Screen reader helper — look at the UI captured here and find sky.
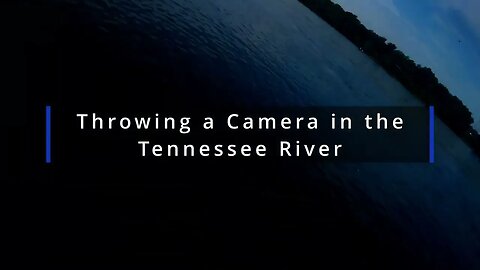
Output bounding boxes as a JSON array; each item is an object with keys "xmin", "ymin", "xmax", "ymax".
[{"xmin": 332, "ymin": 0, "xmax": 480, "ymax": 129}]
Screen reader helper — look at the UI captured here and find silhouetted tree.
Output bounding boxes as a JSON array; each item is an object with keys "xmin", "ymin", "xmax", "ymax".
[{"xmin": 299, "ymin": 0, "xmax": 479, "ymax": 156}]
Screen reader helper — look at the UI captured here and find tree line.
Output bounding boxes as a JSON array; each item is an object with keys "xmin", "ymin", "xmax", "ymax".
[{"xmin": 299, "ymin": 0, "xmax": 480, "ymax": 157}]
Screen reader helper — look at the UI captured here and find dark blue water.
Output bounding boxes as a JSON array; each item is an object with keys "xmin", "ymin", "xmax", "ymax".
[{"xmin": 16, "ymin": 0, "xmax": 480, "ymax": 267}]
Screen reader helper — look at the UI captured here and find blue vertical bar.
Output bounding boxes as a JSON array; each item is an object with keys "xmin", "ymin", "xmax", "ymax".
[
  {"xmin": 46, "ymin": 105, "xmax": 51, "ymax": 164},
  {"xmin": 429, "ymin": 106, "xmax": 434, "ymax": 164}
]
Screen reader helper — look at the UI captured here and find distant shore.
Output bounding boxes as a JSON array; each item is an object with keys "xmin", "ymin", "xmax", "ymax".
[{"xmin": 299, "ymin": 0, "xmax": 480, "ymax": 157}]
